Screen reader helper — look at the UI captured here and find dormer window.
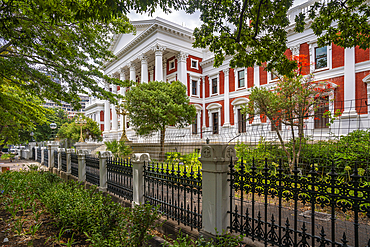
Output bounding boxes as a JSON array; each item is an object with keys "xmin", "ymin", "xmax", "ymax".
[{"xmin": 191, "ymin": 59, "xmax": 198, "ymax": 69}]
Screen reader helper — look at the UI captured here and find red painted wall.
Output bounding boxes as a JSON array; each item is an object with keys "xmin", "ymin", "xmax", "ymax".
[
  {"xmin": 300, "ymin": 43, "xmax": 310, "ymax": 75},
  {"xmin": 117, "ymin": 86, "xmax": 120, "ymax": 91},
  {"xmin": 219, "ymin": 71, "xmax": 224, "ymax": 94},
  {"xmin": 355, "ymin": 71, "xmax": 370, "ymax": 114},
  {"xmin": 205, "ymin": 76, "xmax": 209, "ymax": 98},
  {"xmin": 284, "ymin": 48, "xmax": 292, "ymax": 58},
  {"xmin": 247, "ymin": 67, "xmax": 254, "ymax": 88},
  {"xmin": 100, "ymin": 111, "xmax": 104, "ymax": 121},
  {"xmin": 187, "ymin": 55, "xmax": 203, "ymax": 74},
  {"xmin": 259, "ymin": 67, "xmax": 267, "ymax": 85},
  {"xmin": 200, "ymin": 77, "xmax": 203, "ymax": 98},
  {"xmin": 229, "ymin": 68, "xmax": 235, "ymax": 92},
  {"xmin": 187, "ymin": 73, "xmax": 190, "ymax": 96},
  {"xmin": 332, "ymin": 43, "xmax": 344, "ymax": 68},
  {"xmin": 329, "ymin": 76, "xmax": 345, "ymax": 113},
  {"xmin": 204, "ymin": 100, "xmax": 224, "ymax": 127},
  {"xmin": 167, "ymin": 56, "xmax": 177, "ymax": 75},
  {"xmin": 100, "ymin": 124, "xmax": 104, "ymax": 132},
  {"xmin": 110, "ymin": 109, "xmax": 112, "ymax": 120},
  {"xmin": 355, "ymin": 46, "xmax": 370, "ymax": 64}
]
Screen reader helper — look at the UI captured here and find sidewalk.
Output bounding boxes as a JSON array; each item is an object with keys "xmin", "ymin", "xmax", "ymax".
[{"xmin": 0, "ymin": 159, "xmax": 41, "ymax": 172}]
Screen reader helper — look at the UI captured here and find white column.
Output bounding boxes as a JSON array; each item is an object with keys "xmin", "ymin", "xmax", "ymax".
[
  {"xmin": 140, "ymin": 55, "xmax": 148, "ymax": 83},
  {"xmin": 152, "ymin": 44, "xmax": 166, "ymax": 81},
  {"xmin": 177, "ymin": 51, "xmax": 188, "ymax": 85},
  {"xmin": 163, "ymin": 60, "xmax": 167, "ymax": 82},
  {"xmin": 119, "ymin": 69, "xmax": 126, "ymax": 131},
  {"xmin": 343, "ymin": 47, "xmax": 357, "ymax": 116},
  {"xmin": 202, "ymin": 76, "xmax": 206, "ymax": 131},
  {"xmin": 129, "ymin": 62, "xmax": 136, "ymax": 82},
  {"xmin": 199, "ymin": 145, "xmax": 236, "ymax": 237},
  {"xmin": 149, "ymin": 67, "xmax": 154, "ymax": 82},
  {"xmin": 104, "ymin": 83, "xmax": 110, "ymax": 132},
  {"xmin": 111, "ymin": 84, "xmax": 118, "ymax": 131},
  {"xmin": 223, "ymin": 68, "xmax": 230, "ymax": 128},
  {"xmin": 253, "ymin": 65, "xmax": 262, "ymax": 125}
]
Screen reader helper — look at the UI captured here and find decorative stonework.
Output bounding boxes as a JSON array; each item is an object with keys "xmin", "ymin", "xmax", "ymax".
[
  {"xmin": 290, "ymin": 45, "xmax": 300, "ymax": 56},
  {"xmin": 152, "ymin": 44, "xmax": 166, "ymax": 55},
  {"xmin": 139, "ymin": 54, "xmax": 148, "ymax": 64},
  {"xmin": 223, "ymin": 68, "xmax": 230, "ymax": 76},
  {"xmin": 225, "ymin": 146, "xmax": 236, "ymax": 159},
  {"xmin": 128, "ymin": 62, "xmax": 136, "ymax": 71},
  {"xmin": 99, "ymin": 151, "xmax": 112, "ymax": 158},
  {"xmin": 57, "ymin": 148, "xmax": 65, "ymax": 153},
  {"xmin": 77, "ymin": 149, "xmax": 90, "ymax": 156},
  {"xmin": 176, "ymin": 51, "xmax": 188, "ymax": 62},
  {"xmin": 202, "ymin": 147, "xmax": 212, "ymax": 158},
  {"xmin": 131, "ymin": 153, "xmax": 150, "ymax": 162},
  {"xmin": 66, "ymin": 149, "xmax": 75, "ymax": 154}
]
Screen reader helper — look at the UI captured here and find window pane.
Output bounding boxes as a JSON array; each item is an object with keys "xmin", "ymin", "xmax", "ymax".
[
  {"xmin": 192, "ymin": 80, "xmax": 197, "ymax": 95},
  {"xmin": 192, "ymin": 60, "xmax": 197, "ymax": 68},
  {"xmin": 315, "ymin": 46, "xmax": 327, "ymax": 69},
  {"xmin": 238, "ymin": 109, "xmax": 246, "ymax": 133},
  {"xmin": 314, "ymin": 96, "xmax": 329, "ymax": 129},
  {"xmin": 192, "ymin": 114, "xmax": 197, "ymax": 134},
  {"xmin": 238, "ymin": 70, "xmax": 245, "ymax": 88},
  {"xmin": 213, "ymin": 112, "xmax": 218, "ymax": 134},
  {"xmin": 212, "ymin": 78, "xmax": 217, "ymax": 94}
]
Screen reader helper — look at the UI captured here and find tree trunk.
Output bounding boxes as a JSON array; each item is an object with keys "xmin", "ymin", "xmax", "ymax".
[{"xmin": 160, "ymin": 128, "xmax": 166, "ymax": 162}]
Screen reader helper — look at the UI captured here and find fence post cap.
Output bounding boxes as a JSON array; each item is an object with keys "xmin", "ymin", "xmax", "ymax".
[
  {"xmin": 131, "ymin": 153, "xmax": 150, "ymax": 162},
  {"xmin": 66, "ymin": 148, "xmax": 75, "ymax": 154},
  {"xmin": 77, "ymin": 149, "xmax": 90, "ymax": 156},
  {"xmin": 199, "ymin": 144, "xmax": 236, "ymax": 162},
  {"xmin": 99, "ymin": 151, "xmax": 112, "ymax": 158},
  {"xmin": 57, "ymin": 148, "xmax": 65, "ymax": 153}
]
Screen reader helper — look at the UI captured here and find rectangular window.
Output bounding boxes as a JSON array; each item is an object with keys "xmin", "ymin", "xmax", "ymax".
[
  {"xmin": 238, "ymin": 70, "xmax": 245, "ymax": 88},
  {"xmin": 212, "ymin": 112, "xmax": 219, "ymax": 134},
  {"xmin": 192, "ymin": 114, "xmax": 198, "ymax": 134},
  {"xmin": 212, "ymin": 78, "xmax": 218, "ymax": 94},
  {"xmin": 238, "ymin": 109, "xmax": 246, "ymax": 133},
  {"xmin": 191, "ymin": 59, "xmax": 198, "ymax": 69},
  {"xmin": 192, "ymin": 80, "xmax": 197, "ymax": 95},
  {"xmin": 170, "ymin": 61, "xmax": 175, "ymax": 70},
  {"xmin": 271, "ymin": 71, "xmax": 278, "ymax": 80},
  {"xmin": 315, "ymin": 46, "xmax": 328, "ymax": 69},
  {"xmin": 314, "ymin": 96, "xmax": 329, "ymax": 129}
]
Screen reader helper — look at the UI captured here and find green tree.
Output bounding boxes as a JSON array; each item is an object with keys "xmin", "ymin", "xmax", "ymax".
[
  {"xmin": 58, "ymin": 115, "xmax": 102, "ymax": 148},
  {"xmin": 124, "ymin": 81, "xmax": 196, "ymax": 160},
  {"xmin": 104, "ymin": 140, "xmax": 133, "ymax": 158},
  {"xmin": 242, "ymin": 59, "xmax": 339, "ymax": 169},
  {"xmin": 187, "ymin": 0, "xmax": 370, "ymax": 76},
  {"xmin": 0, "ymin": 0, "xmax": 183, "ymax": 108},
  {"xmin": 0, "ymin": 81, "xmax": 49, "ymax": 149}
]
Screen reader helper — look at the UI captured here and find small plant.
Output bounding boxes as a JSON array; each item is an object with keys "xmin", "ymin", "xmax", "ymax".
[
  {"xmin": 27, "ymin": 164, "xmax": 39, "ymax": 171},
  {"xmin": 61, "ymin": 233, "xmax": 78, "ymax": 246},
  {"xmin": 13, "ymin": 218, "xmax": 26, "ymax": 235}
]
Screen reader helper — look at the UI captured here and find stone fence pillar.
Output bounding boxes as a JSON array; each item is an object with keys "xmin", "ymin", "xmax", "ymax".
[
  {"xmin": 98, "ymin": 151, "xmax": 112, "ymax": 192},
  {"xmin": 57, "ymin": 148, "xmax": 65, "ymax": 171},
  {"xmin": 66, "ymin": 149, "xmax": 74, "ymax": 175},
  {"xmin": 131, "ymin": 153, "xmax": 150, "ymax": 206},
  {"xmin": 48, "ymin": 141, "xmax": 59, "ymax": 172},
  {"xmin": 41, "ymin": 147, "xmax": 47, "ymax": 166},
  {"xmin": 199, "ymin": 144, "xmax": 236, "ymax": 237},
  {"xmin": 77, "ymin": 149, "xmax": 89, "ymax": 182}
]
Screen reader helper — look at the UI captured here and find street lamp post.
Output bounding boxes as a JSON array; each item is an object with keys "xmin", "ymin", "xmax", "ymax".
[
  {"xmin": 50, "ymin": 123, "xmax": 57, "ymax": 140},
  {"xmin": 75, "ymin": 116, "xmax": 87, "ymax": 142}
]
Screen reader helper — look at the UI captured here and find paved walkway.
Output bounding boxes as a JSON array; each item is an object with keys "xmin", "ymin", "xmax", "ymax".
[{"xmin": 0, "ymin": 159, "xmax": 42, "ymax": 172}]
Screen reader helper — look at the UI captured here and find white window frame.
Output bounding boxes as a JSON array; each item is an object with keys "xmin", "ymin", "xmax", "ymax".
[
  {"xmin": 190, "ymin": 58, "xmax": 199, "ymax": 69},
  {"xmin": 236, "ymin": 69, "xmax": 247, "ymax": 90},
  {"xmin": 167, "ymin": 73, "xmax": 177, "ymax": 83},
  {"xmin": 267, "ymin": 70, "xmax": 279, "ymax": 84},
  {"xmin": 231, "ymin": 98, "xmax": 249, "ymax": 132},
  {"xmin": 209, "ymin": 74, "xmax": 219, "ymax": 96},
  {"xmin": 191, "ymin": 104, "xmax": 203, "ymax": 135},
  {"xmin": 190, "ymin": 76, "xmax": 200, "ymax": 97},
  {"xmin": 206, "ymin": 103, "xmax": 222, "ymax": 135},
  {"xmin": 168, "ymin": 58, "xmax": 175, "ymax": 70},
  {"xmin": 309, "ymin": 42, "xmax": 332, "ymax": 73}
]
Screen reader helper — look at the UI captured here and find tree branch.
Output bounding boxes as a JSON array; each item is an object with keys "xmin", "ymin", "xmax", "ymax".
[{"xmin": 236, "ymin": 0, "xmax": 249, "ymax": 42}]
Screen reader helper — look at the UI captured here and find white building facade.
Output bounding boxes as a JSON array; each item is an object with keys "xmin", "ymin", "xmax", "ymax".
[{"xmin": 85, "ymin": 2, "xmax": 370, "ymax": 143}]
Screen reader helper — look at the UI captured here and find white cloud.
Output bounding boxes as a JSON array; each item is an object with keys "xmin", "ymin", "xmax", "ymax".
[{"xmin": 127, "ymin": 9, "xmax": 202, "ymax": 30}]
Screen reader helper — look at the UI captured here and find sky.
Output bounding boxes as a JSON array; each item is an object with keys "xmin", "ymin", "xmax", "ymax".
[{"xmin": 127, "ymin": 0, "xmax": 307, "ymax": 30}]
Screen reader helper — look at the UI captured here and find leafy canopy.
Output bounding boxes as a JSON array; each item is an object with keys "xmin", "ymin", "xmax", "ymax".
[
  {"xmin": 187, "ymin": 0, "xmax": 370, "ymax": 76},
  {"xmin": 124, "ymin": 81, "xmax": 197, "ymax": 135},
  {"xmin": 0, "ymin": 0, "xmax": 183, "ymax": 107}
]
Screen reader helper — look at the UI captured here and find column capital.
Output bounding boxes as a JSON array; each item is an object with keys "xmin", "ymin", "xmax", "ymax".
[
  {"xmin": 77, "ymin": 149, "xmax": 90, "ymax": 156},
  {"xmin": 139, "ymin": 54, "xmax": 148, "ymax": 64},
  {"xmin": 99, "ymin": 151, "xmax": 112, "ymax": 159},
  {"xmin": 223, "ymin": 68, "xmax": 230, "ymax": 77},
  {"xmin": 289, "ymin": 44, "xmax": 300, "ymax": 56},
  {"xmin": 66, "ymin": 148, "xmax": 75, "ymax": 154},
  {"xmin": 128, "ymin": 61, "xmax": 136, "ymax": 71},
  {"xmin": 176, "ymin": 51, "xmax": 188, "ymax": 62},
  {"xmin": 152, "ymin": 44, "xmax": 166, "ymax": 55}
]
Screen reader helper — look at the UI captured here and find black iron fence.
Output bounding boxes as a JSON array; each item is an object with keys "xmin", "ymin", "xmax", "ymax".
[
  {"xmin": 144, "ymin": 161, "xmax": 202, "ymax": 231},
  {"xmin": 71, "ymin": 153, "xmax": 78, "ymax": 177},
  {"xmin": 54, "ymin": 151, "xmax": 58, "ymax": 168},
  {"xmin": 61, "ymin": 152, "xmax": 67, "ymax": 172},
  {"xmin": 37, "ymin": 148, "xmax": 41, "ymax": 163},
  {"xmin": 228, "ymin": 158, "xmax": 370, "ymax": 247},
  {"xmin": 107, "ymin": 157, "xmax": 133, "ymax": 201},
  {"xmin": 44, "ymin": 149, "xmax": 48, "ymax": 167},
  {"xmin": 86, "ymin": 155, "xmax": 100, "ymax": 186}
]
